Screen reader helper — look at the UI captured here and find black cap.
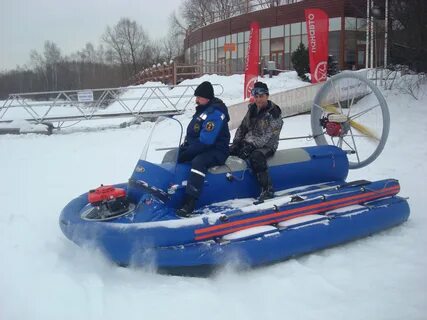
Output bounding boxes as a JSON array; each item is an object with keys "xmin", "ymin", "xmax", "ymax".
[
  {"xmin": 194, "ymin": 81, "xmax": 214, "ymax": 100},
  {"xmin": 254, "ymin": 81, "xmax": 268, "ymax": 94},
  {"xmin": 253, "ymin": 81, "xmax": 269, "ymax": 94}
]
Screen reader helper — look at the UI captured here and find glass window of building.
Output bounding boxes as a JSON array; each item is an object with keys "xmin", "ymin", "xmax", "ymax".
[
  {"xmin": 185, "ymin": 48, "xmax": 190, "ymax": 63},
  {"xmin": 238, "ymin": 43, "xmax": 244, "ymax": 58},
  {"xmin": 271, "ymin": 25, "xmax": 284, "ymax": 38},
  {"xmin": 290, "ymin": 35, "xmax": 301, "ymax": 53},
  {"xmin": 357, "ymin": 18, "xmax": 367, "ymax": 31},
  {"xmin": 238, "ymin": 32, "xmax": 244, "ymax": 43},
  {"xmin": 284, "ymin": 53, "xmax": 291, "ymax": 70},
  {"xmin": 284, "ymin": 36, "xmax": 290, "ymax": 53},
  {"xmin": 285, "ymin": 24, "xmax": 290, "ymax": 36},
  {"xmin": 217, "ymin": 47, "xmax": 225, "ymax": 59},
  {"xmin": 344, "ymin": 32, "xmax": 357, "ymax": 68},
  {"xmin": 301, "ymin": 35, "xmax": 308, "ymax": 48},
  {"xmin": 270, "ymin": 38, "xmax": 284, "ymax": 51},
  {"xmin": 301, "ymin": 21, "xmax": 307, "ymax": 34},
  {"xmin": 328, "ymin": 31, "xmax": 340, "ymax": 62},
  {"xmin": 261, "ymin": 27, "xmax": 270, "ymax": 40},
  {"xmin": 212, "ymin": 48, "xmax": 216, "ymax": 62},
  {"xmin": 231, "ymin": 33, "xmax": 237, "ymax": 43},
  {"xmin": 210, "ymin": 39, "xmax": 215, "ymax": 48},
  {"xmin": 345, "ymin": 17, "xmax": 357, "ymax": 31},
  {"xmin": 261, "ymin": 39, "xmax": 270, "ymax": 56},
  {"xmin": 329, "ymin": 17, "xmax": 341, "ymax": 31},
  {"xmin": 291, "ymin": 22, "xmax": 301, "ymax": 35},
  {"xmin": 190, "ymin": 47, "xmax": 195, "ymax": 64},
  {"xmin": 198, "ymin": 52, "xmax": 202, "ymax": 64},
  {"xmin": 244, "ymin": 31, "xmax": 250, "ymax": 42},
  {"xmin": 218, "ymin": 36, "xmax": 225, "ymax": 47}
]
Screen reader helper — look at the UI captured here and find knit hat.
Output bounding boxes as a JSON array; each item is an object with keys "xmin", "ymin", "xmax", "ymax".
[
  {"xmin": 194, "ymin": 81, "xmax": 214, "ymax": 100},
  {"xmin": 251, "ymin": 81, "xmax": 269, "ymax": 96}
]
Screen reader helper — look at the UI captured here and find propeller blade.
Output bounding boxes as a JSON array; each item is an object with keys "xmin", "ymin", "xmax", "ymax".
[
  {"xmin": 349, "ymin": 120, "xmax": 380, "ymax": 141},
  {"xmin": 322, "ymin": 104, "xmax": 339, "ymax": 113}
]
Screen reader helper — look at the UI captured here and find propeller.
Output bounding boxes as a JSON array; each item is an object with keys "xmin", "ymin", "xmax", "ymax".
[{"xmin": 322, "ymin": 104, "xmax": 379, "ymax": 141}]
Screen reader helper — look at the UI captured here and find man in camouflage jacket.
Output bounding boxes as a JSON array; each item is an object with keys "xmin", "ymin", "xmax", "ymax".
[{"xmin": 230, "ymin": 81, "xmax": 283, "ymax": 201}]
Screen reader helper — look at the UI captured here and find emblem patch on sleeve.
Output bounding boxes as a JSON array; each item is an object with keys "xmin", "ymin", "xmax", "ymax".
[
  {"xmin": 194, "ymin": 123, "xmax": 201, "ymax": 132},
  {"xmin": 205, "ymin": 121, "xmax": 215, "ymax": 131}
]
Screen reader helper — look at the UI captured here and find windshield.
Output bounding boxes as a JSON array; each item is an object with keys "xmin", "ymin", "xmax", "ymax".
[{"xmin": 140, "ymin": 116, "xmax": 184, "ymax": 166}]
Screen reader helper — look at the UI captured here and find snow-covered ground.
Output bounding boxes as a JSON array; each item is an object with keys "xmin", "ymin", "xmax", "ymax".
[{"xmin": 0, "ymin": 72, "xmax": 426, "ymax": 320}]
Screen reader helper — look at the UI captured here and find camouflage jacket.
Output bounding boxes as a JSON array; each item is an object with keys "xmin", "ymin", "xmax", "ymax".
[{"xmin": 232, "ymin": 100, "xmax": 283, "ymax": 152}]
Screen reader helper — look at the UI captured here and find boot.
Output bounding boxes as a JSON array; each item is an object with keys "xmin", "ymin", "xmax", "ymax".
[
  {"xmin": 256, "ymin": 171, "xmax": 274, "ymax": 201},
  {"xmin": 176, "ymin": 195, "xmax": 197, "ymax": 218}
]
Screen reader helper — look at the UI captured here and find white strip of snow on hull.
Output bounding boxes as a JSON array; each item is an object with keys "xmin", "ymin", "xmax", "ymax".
[
  {"xmin": 325, "ymin": 204, "xmax": 366, "ymax": 214},
  {"xmin": 222, "ymin": 225, "xmax": 278, "ymax": 241},
  {"xmin": 278, "ymin": 214, "xmax": 327, "ymax": 228}
]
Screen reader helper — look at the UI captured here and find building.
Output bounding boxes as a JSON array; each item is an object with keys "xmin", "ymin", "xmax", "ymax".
[{"xmin": 184, "ymin": 0, "xmax": 385, "ymax": 74}]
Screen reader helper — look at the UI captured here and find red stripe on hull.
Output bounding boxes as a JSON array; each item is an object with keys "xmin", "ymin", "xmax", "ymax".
[{"xmin": 194, "ymin": 185, "xmax": 399, "ymax": 241}]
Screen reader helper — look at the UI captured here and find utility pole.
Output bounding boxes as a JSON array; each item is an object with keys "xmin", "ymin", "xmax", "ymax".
[
  {"xmin": 384, "ymin": 0, "xmax": 388, "ymax": 69},
  {"xmin": 370, "ymin": 0, "xmax": 374, "ymax": 69},
  {"xmin": 366, "ymin": 0, "xmax": 370, "ymax": 69}
]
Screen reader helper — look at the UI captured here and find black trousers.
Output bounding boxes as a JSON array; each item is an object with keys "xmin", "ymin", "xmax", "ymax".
[
  {"xmin": 248, "ymin": 148, "xmax": 274, "ymax": 174},
  {"xmin": 185, "ymin": 149, "xmax": 227, "ymax": 199}
]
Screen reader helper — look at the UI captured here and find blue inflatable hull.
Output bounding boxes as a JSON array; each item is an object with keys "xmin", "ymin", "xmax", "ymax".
[{"xmin": 59, "ymin": 146, "xmax": 410, "ymax": 274}]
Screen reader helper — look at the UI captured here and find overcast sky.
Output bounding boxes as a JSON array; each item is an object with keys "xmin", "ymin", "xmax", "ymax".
[{"xmin": 0, "ymin": 0, "xmax": 183, "ymax": 71}]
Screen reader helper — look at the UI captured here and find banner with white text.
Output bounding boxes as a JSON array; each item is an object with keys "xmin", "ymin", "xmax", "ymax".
[
  {"xmin": 305, "ymin": 9, "xmax": 329, "ymax": 83},
  {"xmin": 244, "ymin": 22, "xmax": 260, "ymax": 99}
]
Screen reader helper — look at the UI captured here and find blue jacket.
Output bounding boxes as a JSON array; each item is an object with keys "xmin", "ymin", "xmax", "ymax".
[{"xmin": 178, "ymin": 98, "xmax": 230, "ymax": 163}]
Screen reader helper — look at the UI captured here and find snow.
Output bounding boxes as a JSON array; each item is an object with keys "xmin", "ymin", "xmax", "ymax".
[
  {"xmin": 1, "ymin": 72, "xmax": 426, "ymax": 320},
  {"xmin": 222, "ymin": 225, "xmax": 278, "ymax": 241},
  {"xmin": 278, "ymin": 214, "xmax": 327, "ymax": 228}
]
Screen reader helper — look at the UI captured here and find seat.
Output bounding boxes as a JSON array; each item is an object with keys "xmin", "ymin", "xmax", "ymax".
[{"xmin": 208, "ymin": 148, "xmax": 311, "ymax": 174}]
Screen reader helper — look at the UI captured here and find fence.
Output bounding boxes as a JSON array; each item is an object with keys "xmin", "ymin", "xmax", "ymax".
[
  {"xmin": 0, "ymin": 83, "xmax": 223, "ymax": 132},
  {"xmin": 368, "ymin": 66, "xmax": 426, "ymax": 99},
  {"xmin": 131, "ymin": 61, "xmax": 236, "ymax": 86}
]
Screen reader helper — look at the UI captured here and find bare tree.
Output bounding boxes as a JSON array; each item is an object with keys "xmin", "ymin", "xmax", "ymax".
[
  {"xmin": 162, "ymin": 12, "xmax": 186, "ymax": 62},
  {"xmin": 150, "ymin": 40, "xmax": 164, "ymax": 64},
  {"xmin": 181, "ymin": 0, "xmax": 249, "ymax": 31},
  {"xmin": 251, "ymin": 0, "xmax": 297, "ymax": 10},
  {"xmin": 30, "ymin": 49, "xmax": 48, "ymax": 89},
  {"xmin": 389, "ymin": 0, "xmax": 427, "ymax": 72},
  {"xmin": 181, "ymin": 0, "xmax": 215, "ymax": 29},
  {"xmin": 169, "ymin": 11, "xmax": 188, "ymax": 38},
  {"xmin": 215, "ymin": 0, "xmax": 247, "ymax": 20},
  {"xmin": 162, "ymin": 34, "xmax": 185, "ymax": 62},
  {"xmin": 43, "ymin": 41, "xmax": 62, "ymax": 90},
  {"xmin": 29, "ymin": 41, "xmax": 62, "ymax": 90},
  {"xmin": 103, "ymin": 18, "xmax": 150, "ymax": 78}
]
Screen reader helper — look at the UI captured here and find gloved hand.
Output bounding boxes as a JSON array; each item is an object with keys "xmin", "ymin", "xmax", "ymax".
[
  {"xmin": 179, "ymin": 141, "xmax": 188, "ymax": 152},
  {"xmin": 229, "ymin": 143, "xmax": 239, "ymax": 156},
  {"xmin": 239, "ymin": 142, "xmax": 255, "ymax": 159}
]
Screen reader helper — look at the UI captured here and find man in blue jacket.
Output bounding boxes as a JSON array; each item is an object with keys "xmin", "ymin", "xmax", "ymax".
[{"xmin": 177, "ymin": 81, "xmax": 230, "ymax": 217}]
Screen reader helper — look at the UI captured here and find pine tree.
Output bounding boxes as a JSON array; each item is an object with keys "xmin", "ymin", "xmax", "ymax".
[{"xmin": 291, "ymin": 43, "xmax": 309, "ymax": 81}]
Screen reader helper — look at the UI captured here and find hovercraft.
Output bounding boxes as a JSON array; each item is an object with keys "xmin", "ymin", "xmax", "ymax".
[{"xmin": 59, "ymin": 72, "xmax": 410, "ymax": 274}]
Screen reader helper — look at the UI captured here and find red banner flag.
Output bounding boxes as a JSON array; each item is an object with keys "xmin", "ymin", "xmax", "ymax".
[
  {"xmin": 305, "ymin": 9, "xmax": 329, "ymax": 83},
  {"xmin": 244, "ymin": 22, "xmax": 260, "ymax": 99}
]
